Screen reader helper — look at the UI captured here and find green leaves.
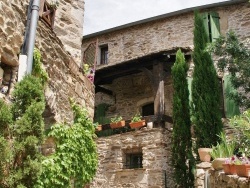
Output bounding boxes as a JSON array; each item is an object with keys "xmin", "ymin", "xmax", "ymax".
[
  {"xmin": 192, "ymin": 11, "xmax": 223, "ymax": 149},
  {"xmin": 37, "ymin": 101, "xmax": 98, "ymax": 187},
  {"xmin": 171, "ymin": 49, "xmax": 195, "ymax": 187}
]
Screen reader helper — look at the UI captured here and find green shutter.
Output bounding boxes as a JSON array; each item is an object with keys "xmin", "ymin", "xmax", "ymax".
[
  {"xmin": 187, "ymin": 77, "xmax": 193, "ymax": 104},
  {"xmin": 210, "ymin": 12, "xmax": 220, "ymax": 42},
  {"xmin": 223, "ymin": 75, "xmax": 240, "ymax": 118},
  {"xmin": 202, "ymin": 13, "xmax": 209, "ymax": 40}
]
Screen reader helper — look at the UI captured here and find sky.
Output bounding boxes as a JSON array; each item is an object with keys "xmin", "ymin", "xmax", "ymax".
[{"xmin": 83, "ymin": 0, "xmax": 228, "ymax": 36}]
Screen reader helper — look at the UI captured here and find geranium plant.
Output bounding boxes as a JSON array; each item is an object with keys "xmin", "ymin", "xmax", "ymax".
[
  {"xmin": 110, "ymin": 116, "xmax": 123, "ymax": 123},
  {"xmin": 131, "ymin": 113, "xmax": 142, "ymax": 123}
]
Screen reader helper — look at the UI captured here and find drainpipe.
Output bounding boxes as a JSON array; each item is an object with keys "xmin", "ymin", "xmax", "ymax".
[{"xmin": 26, "ymin": 0, "xmax": 40, "ymax": 74}]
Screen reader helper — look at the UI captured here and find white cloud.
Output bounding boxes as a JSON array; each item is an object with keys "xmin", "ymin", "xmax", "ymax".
[{"xmin": 83, "ymin": 0, "xmax": 227, "ymax": 35}]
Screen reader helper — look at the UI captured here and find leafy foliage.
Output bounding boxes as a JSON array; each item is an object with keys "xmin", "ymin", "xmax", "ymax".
[
  {"xmin": 0, "ymin": 75, "xmax": 45, "ymax": 188},
  {"xmin": 0, "ymin": 49, "xmax": 46, "ymax": 188},
  {"xmin": 192, "ymin": 11, "xmax": 223, "ymax": 151},
  {"xmin": 33, "ymin": 48, "xmax": 48, "ymax": 86},
  {"xmin": 131, "ymin": 113, "xmax": 142, "ymax": 123},
  {"xmin": 210, "ymin": 132, "xmax": 235, "ymax": 159},
  {"xmin": 230, "ymin": 110, "xmax": 250, "ymax": 157},
  {"xmin": 171, "ymin": 49, "xmax": 195, "ymax": 187},
  {"xmin": 0, "ymin": 100, "xmax": 12, "ymax": 135},
  {"xmin": 208, "ymin": 31, "xmax": 250, "ymax": 110},
  {"xmin": 110, "ymin": 115, "xmax": 123, "ymax": 123},
  {"xmin": 36, "ymin": 99, "xmax": 98, "ymax": 188}
]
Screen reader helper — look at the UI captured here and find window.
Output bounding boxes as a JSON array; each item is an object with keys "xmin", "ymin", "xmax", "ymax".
[
  {"xmin": 142, "ymin": 103, "xmax": 154, "ymax": 116},
  {"xmin": 39, "ymin": 0, "xmax": 57, "ymax": 29},
  {"xmin": 203, "ymin": 12, "xmax": 220, "ymax": 42},
  {"xmin": 100, "ymin": 46, "xmax": 108, "ymax": 65},
  {"xmin": 123, "ymin": 148, "xmax": 143, "ymax": 169}
]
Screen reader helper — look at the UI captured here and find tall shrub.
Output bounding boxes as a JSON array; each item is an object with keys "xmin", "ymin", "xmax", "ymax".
[
  {"xmin": 0, "ymin": 75, "xmax": 45, "ymax": 188},
  {"xmin": 171, "ymin": 49, "xmax": 195, "ymax": 187},
  {"xmin": 192, "ymin": 11, "xmax": 223, "ymax": 150},
  {"xmin": 0, "ymin": 49, "xmax": 46, "ymax": 188}
]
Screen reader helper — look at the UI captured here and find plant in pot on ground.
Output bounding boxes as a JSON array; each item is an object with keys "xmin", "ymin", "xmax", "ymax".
[
  {"xmin": 210, "ymin": 132, "xmax": 236, "ymax": 170},
  {"xmin": 129, "ymin": 113, "xmax": 145, "ymax": 129},
  {"xmin": 110, "ymin": 115, "xmax": 125, "ymax": 129}
]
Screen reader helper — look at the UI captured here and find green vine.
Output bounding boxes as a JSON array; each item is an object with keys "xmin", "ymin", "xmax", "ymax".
[
  {"xmin": 36, "ymin": 99, "xmax": 98, "ymax": 188},
  {"xmin": 33, "ymin": 48, "xmax": 48, "ymax": 86}
]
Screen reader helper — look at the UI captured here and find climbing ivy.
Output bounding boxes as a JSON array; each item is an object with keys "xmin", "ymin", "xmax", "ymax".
[
  {"xmin": 36, "ymin": 99, "xmax": 98, "ymax": 188},
  {"xmin": 33, "ymin": 48, "xmax": 48, "ymax": 86}
]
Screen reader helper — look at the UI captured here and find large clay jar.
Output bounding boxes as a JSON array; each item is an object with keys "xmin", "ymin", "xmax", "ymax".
[
  {"xmin": 198, "ymin": 148, "xmax": 212, "ymax": 162},
  {"xmin": 212, "ymin": 158, "xmax": 227, "ymax": 170}
]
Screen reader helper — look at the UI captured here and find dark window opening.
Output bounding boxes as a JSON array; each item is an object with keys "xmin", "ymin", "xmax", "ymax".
[
  {"xmin": 142, "ymin": 103, "xmax": 154, "ymax": 116},
  {"xmin": 0, "ymin": 63, "xmax": 14, "ymax": 95},
  {"xmin": 125, "ymin": 153, "xmax": 143, "ymax": 169},
  {"xmin": 100, "ymin": 46, "xmax": 108, "ymax": 65},
  {"xmin": 123, "ymin": 148, "xmax": 143, "ymax": 169}
]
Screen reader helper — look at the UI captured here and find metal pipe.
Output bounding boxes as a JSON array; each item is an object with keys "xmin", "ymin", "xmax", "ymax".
[{"xmin": 26, "ymin": 0, "xmax": 40, "ymax": 74}]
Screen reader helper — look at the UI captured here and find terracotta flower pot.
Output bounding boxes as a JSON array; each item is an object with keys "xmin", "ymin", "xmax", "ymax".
[
  {"xmin": 129, "ymin": 120, "xmax": 146, "ymax": 129},
  {"xmin": 223, "ymin": 164, "xmax": 236, "ymax": 175},
  {"xmin": 110, "ymin": 120, "xmax": 125, "ymax": 129},
  {"xmin": 212, "ymin": 158, "xmax": 227, "ymax": 170},
  {"xmin": 198, "ymin": 148, "xmax": 212, "ymax": 162},
  {"xmin": 235, "ymin": 164, "xmax": 250, "ymax": 177},
  {"xmin": 95, "ymin": 125, "xmax": 102, "ymax": 131}
]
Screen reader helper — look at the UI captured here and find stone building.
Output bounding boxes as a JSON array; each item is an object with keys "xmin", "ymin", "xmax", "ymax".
[
  {"xmin": 82, "ymin": 0, "xmax": 250, "ymax": 187},
  {"xmin": 0, "ymin": 0, "xmax": 94, "ymax": 125}
]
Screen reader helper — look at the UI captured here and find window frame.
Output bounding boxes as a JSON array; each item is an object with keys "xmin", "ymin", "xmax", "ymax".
[{"xmin": 99, "ymin": 45, "xmax": 108, "ymax": 65}]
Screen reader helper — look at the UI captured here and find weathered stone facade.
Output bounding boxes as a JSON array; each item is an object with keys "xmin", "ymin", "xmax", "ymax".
[
  {"xmin": 82, "ymin": 1, "xmax": 250, "ymax": 188},
  {"xmin": 0, "ymin": 0, "xmax": 94, "ymax": 124},
  {"xmin": 82, "ymin": 2, "xmax": 250, "ymax": 68},
  {"xmin": 53, "ymin": 0, "xmax": 85, "ymax": 63},
  {"xmin": 91, "ymin": 128, "xmax": 175, "ymax": 188}
]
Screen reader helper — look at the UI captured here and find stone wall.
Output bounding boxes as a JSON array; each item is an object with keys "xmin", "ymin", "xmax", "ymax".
[
  {"xmin": 53, "ymin": 0, "xmax": 85, "ymax": 63},
  {"xmin": 90, "ymin": 128, "xmax": 175, "ymax": 188},
  {"xmin": 95, "ymin": 72, "xmax": 173, "ymax": 121},
  {"xmin": 195, "ymin": 162, "xmax": 250, "ymax": 188},
  {"xmin": 0, "ymin": 0, "xmax": 94, "ymax": 124},
  {"xmin": 82, "ymin": 2, "xmax": 250, "ymax": 68}
]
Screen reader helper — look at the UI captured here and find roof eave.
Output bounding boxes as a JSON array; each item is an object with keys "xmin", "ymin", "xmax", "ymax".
[{"xmin": 82, "ymin": 0, "xmax": 247, "ymax": 40}]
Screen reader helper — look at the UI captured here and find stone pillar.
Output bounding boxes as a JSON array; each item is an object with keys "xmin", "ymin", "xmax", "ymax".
[{"xmin": 195, "ymin": 162, "xmax": 212, "ymax": 188}]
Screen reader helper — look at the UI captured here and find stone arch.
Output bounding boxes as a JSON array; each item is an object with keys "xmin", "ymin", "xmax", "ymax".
[{"xmin": 136, "ymin": 97, "xmax": 154, "ymax": 114}]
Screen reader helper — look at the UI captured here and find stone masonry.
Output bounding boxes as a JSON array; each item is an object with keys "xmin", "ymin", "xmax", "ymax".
[
  {"xmin": 90, "ymin": 128, "xmax": 175, "ymax": 188},
  {"xmin": 82, "ymin": 2, "xmax": 250, "ymax": 69},
  {"xmin": 0, "ymin": 0, "xmax": 94, "ymax": 124}
]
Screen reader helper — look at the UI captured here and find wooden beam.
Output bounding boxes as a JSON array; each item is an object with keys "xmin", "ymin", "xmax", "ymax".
[
  {"xmin": 153, "ymin": 61, "xmax": 165, "ymax": 126},
  {"xmin": 95, "ymin": 85, "xmax": 113, "ymax": 95}
]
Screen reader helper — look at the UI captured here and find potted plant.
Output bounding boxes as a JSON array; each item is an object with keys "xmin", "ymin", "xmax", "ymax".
[
  {"xmin": 198, "ymin": 148, "xmax": 213, "ymax": 162},
  {"xmin": 93, "ymin": 122, "xmax": 102, "ymax": 131},
  {"xmin": 235, "ymin": 156, "xmax": 250, "ymax": 177},
  {"xmin": 129, "ymin": 113, "xmax": 145, "ymax": 129},
  {"xmin": 110, "ymin": 116, "xmax": 125, "ymax": 129},
  {"xmin": 210, "ymin": 132, "xmax": 236, "ymax": 170}
]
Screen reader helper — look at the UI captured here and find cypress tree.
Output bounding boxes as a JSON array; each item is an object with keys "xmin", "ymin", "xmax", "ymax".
[
  {"xmin": 172, "ymin": 49, "xmax": 195, "ymax": 187},
  {"xmin": 192, "ymin": 11, "xmax": 223, "ymax": 151}
]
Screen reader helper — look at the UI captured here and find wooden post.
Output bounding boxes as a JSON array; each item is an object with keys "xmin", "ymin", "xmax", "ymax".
[{"xmin": 153, "ymin": 61, "xmax": 165, "ymax": 126}]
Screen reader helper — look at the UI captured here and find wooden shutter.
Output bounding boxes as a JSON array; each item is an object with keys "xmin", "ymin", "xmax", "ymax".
[
  {"xmin": 223, "ymin": 75, "xmax": 240, "ymax": 118},
  {"xmin": 210, "ymin": 12, "xmax": 220, "ymax": 42},
  {"xmin": 202, "ymin": 13, "xmax": 209, "ymax": 41},
  {"xmin": 187, "ymin": 77, "xmax": 193, "ymax": 104}
]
